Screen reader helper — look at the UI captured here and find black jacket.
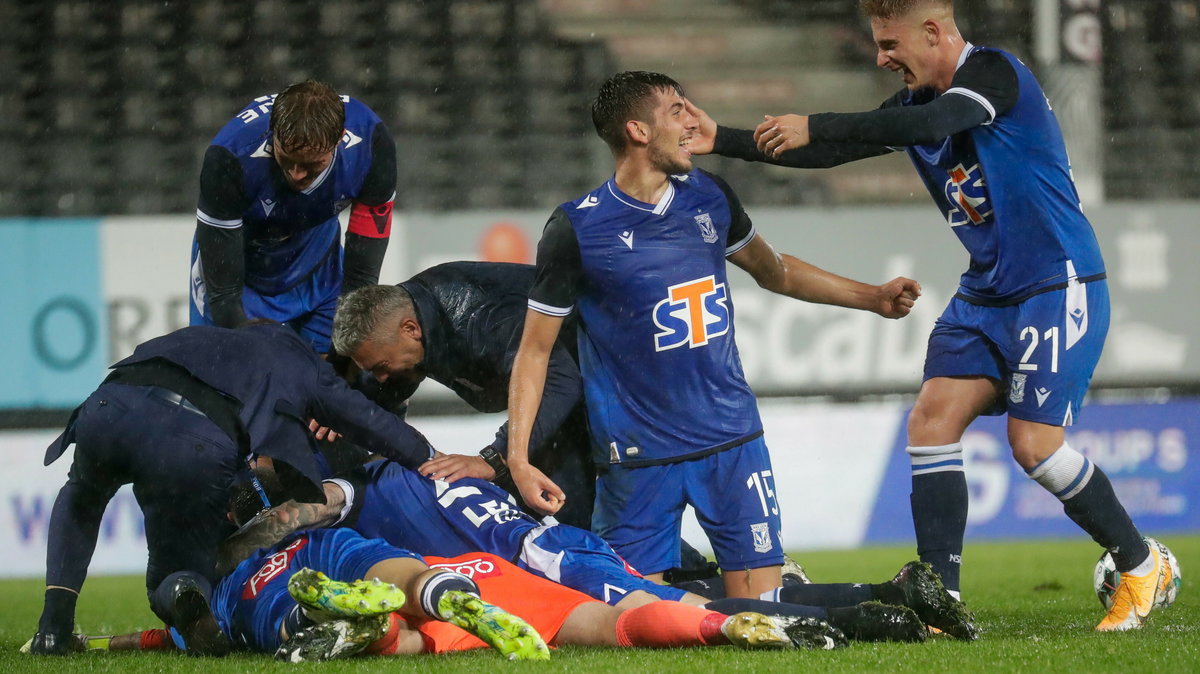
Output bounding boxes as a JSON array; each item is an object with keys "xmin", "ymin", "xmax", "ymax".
[
  {"xmin": 47, "ymin": 323, "xmax": 434, "ymax": 492},
  {"xmin": 373, "ymin": 261, "xmax": 584, "ymax": 459}
]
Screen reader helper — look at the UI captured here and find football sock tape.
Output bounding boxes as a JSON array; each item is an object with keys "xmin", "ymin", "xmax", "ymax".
[{"xmin": 421, "ymin": 571, "xmax": 480, "ymax": 619}]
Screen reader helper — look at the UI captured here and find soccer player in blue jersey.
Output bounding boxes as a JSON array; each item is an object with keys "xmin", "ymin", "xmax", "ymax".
[
  {"xmin": 191, "ymin": 80, "xmax": 396, "ymax": 353},
  {"xmin": 506, "ymin": 71, "xmax": 923, "ymax": 599},
  {"xmin": 212, "ymin": 527, "xmax": 548, "ymax": 660},
  {"xmin": 687, "ymin": 0, "xmax": 1176, "ymax": 631}
]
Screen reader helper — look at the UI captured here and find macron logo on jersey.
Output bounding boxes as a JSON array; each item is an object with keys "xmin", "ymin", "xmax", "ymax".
[
  {"xmin": 653, "ymin": 275, "xmax": 731, "ymax": 351},
  {"xmin": 944, "ymin": 162, "xmax": 993, "ymax": 226}
]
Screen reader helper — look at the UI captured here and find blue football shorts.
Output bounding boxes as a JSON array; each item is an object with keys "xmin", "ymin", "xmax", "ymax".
[
  {"xmin": 517, "ymin": 520, "xmax": 688, "ymax": 605},
  {"xmin": 592, "ymin": 435, "xmax": 784, "ymax": 575},
  {"xmin": 189, "ymin": 239, "xmax": 341, "ymax": 353},
  {"xmin": 924, "ymin": 279, "xmax": 1110, "ymax": 426}
]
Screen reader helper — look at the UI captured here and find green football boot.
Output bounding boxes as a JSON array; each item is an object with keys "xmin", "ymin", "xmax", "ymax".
[
  {"xmin": 437, "ymin": 590, "xmax": 550, "ymax": 660},
  {"xmin": 287, "ymin": 568, "xmax": 406, "ymax": 621}
]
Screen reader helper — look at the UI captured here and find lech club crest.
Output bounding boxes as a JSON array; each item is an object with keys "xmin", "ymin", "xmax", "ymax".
[
  {"xmin": 751, "ymin": 522, "xmax": 773, "ymax": 553},
  {"xmin": 694, "ymin": 213, "xmax": 718, "ymax": 243},
  {"xmin": 1009, "ymin": 373, "xmax": 1027, "ymax": 404}
]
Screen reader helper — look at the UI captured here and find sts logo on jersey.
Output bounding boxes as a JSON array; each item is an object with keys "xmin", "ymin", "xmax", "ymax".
[
  {"xmin": 653, "ymin": 275, "xmax": 730, "ymax": 351},
  {"xmin": 944, "ymin": 162, "xmax": 993, "ymax": 226}
]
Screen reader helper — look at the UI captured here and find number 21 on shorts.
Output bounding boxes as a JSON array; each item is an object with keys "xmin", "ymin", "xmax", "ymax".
[{"xmin": 1017, "ymin": 325, "xmax": 1059, "ymax": 373}]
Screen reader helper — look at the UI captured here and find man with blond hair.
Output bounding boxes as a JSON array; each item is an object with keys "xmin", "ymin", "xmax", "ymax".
[{"xmin": 688, "ymin": 0, "xmax": 1177, "ymax": 631}]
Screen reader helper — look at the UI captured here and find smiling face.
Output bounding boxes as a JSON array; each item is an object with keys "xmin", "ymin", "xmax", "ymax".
[
  {"xmin": 272, "ymin": 138, "xmax": 336, "ymax": 191},
  {"xmin": 643, "ymin": 89, "xmax": 699, "ymax": 175},
  {"xmin": 873, "ymin": 11, "xmax": 945, "ymax": 92}
]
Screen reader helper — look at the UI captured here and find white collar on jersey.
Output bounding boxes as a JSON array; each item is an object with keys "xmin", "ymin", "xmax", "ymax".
[
  {"xmin": 606, "ymin": 178, "xmax": 676, "ymax": 215},
  {"xmin": 300, "ymin": 145, "xmax": 339, "ymax": 195},
  {"xmin": 954, "ymin": 42, "xmax": 976, "ymax": 72}
]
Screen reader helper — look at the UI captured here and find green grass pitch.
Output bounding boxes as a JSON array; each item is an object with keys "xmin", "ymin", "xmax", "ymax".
[{"xmin": 2, "ymin": 536, "xmax": 1195, "ymax": 673}]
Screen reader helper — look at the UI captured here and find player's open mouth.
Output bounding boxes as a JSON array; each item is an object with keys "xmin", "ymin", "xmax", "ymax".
[{"xmin": 679, "ymin": 137, "xmax": 692, "ymax": 155}]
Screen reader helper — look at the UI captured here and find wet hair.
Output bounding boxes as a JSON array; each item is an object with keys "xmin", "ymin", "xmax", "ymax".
[
  {"xmin": 332, "ymin": 285, "xmax": 415, "ymax": 355},
  {"xmin": 591, "ymin": 71, "xmax": 685, "ymax": 151},
  {"xmin": 860, "ymin": 0, "xmax": 953, "ymax": 19},
  {"xmin": 228, "ymin": 468, "xmax": 287, "ymax": 527},
  {"xmin": 269, "ymin": 80, "xmax": 346, "ymax": 154}
]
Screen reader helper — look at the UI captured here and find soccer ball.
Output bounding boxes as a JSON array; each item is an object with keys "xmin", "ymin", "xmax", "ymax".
[{"xmin": 1093, "ymin": 537, "xmax": 1182, "ymax": 610}]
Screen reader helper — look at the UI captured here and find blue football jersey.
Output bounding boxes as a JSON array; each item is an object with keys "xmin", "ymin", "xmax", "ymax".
[
  {"xmin": 354, "ymin": 460, "xmax": 540, "ymax": 558},
  {"xmin": 900, "ymin": 46, "xmax": 1106, "ymax": 304},
  {"xmin": 527, "ymin": 170, "xmax": 763, "ymax": 466},
  {"xmin": 196, "ymin": 94, "xmax": 392, "ymax": 295},
  {"xmin": 212, "ymin": 529, "xmax": 419, "ymax": 652}
]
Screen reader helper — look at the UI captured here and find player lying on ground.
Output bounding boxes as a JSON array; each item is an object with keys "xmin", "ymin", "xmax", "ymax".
[
  {"xmin": 221, "ymin": 460, "xmax": 974, "ymax": 641},
  {"xmin": 40, "ymin": 528, "xmax": 847, "ymax": 659}
]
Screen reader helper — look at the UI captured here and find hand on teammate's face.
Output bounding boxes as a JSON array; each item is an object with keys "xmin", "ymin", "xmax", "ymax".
[{"xmin": 682, "ymin": 100, "xmax": 716, "ymax": 155}]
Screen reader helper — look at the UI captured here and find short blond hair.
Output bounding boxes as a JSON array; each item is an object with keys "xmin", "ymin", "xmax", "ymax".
[{"xmin": 860, "ymin": 0, "xmax": 953, "ymax": 20}]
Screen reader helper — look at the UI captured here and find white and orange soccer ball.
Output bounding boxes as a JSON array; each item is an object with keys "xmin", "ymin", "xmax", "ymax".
[{"xmin": 1093, "ymin": 537, "xmax": 1182, "ymax": 611}]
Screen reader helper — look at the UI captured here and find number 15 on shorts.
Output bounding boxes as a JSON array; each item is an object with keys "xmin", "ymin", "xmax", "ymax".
[{"xmin": 746, "ymin": 470, "xmax": 779, "ymax": 517}]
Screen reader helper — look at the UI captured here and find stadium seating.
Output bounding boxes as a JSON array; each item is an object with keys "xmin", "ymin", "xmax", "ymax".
[{"xmin": 0, "ymin": 0, "xmax": 1194, "ymax": 216}]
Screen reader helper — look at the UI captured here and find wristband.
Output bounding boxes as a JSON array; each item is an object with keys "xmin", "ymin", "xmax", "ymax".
[{"xmin": 479, "ymin": 446, "xmax": 509, "ymax": 480}]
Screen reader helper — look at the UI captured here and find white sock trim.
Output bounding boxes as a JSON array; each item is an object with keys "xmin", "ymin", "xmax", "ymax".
[
  {"xmin": 1126, "ymin": 545, "xmax": 1156, "ymax": 576},
  {"xmin": 1026, "ymin": 443, "xmax": 1093, "ymax": 501},
  {"xmin": 907, "ymin": 443, "xmax": 964, "ymax": 476}
]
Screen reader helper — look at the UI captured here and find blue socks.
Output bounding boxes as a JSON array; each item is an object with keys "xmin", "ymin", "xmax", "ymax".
[
  {"xmin": 706, "ymin": 597, "xmax": 827, "ymax": 620},
  {"xmin": 1027, "ymin": 443, "xmax": 1148, "ymax": 571},
  {"xmin": 908, "ymin": 443, "xmax": 968, "ymax": 597},
  {"xmin": 775, "ymin": 583, "xmax": 873, "ymax": 607}
]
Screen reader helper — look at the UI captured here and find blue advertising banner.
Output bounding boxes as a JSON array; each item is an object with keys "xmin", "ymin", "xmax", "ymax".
[
  {"xmin": 0, "ymin": 218, "xmax": 108, "ymax": 408},
  {"xmin": 865, "ymin": 399, "xmax": 1200, "ymax": 543}
]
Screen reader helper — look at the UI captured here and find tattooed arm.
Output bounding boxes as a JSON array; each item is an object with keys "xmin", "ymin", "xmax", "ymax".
[{"xmin": 216, "ymin": 482, "xmax": 348, "ymax": 576}]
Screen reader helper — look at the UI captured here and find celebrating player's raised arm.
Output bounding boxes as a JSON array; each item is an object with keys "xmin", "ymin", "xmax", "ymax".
[
  {"xmin": 507, "ymin": 309, "xmax": 568, "ymax": 514},
  {"xmin": 685, "ymin": 99, "xmax": 893, "ymax": 169},
  {"xmin": 728, "ymin": 233, "xmax": 921, "ymax": 319}
]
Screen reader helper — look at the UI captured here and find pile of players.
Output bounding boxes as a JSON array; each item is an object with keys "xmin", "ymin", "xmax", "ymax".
[{"xmin": 28, "ymin": 0, "xmax": 1177, "ymax": 662}]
